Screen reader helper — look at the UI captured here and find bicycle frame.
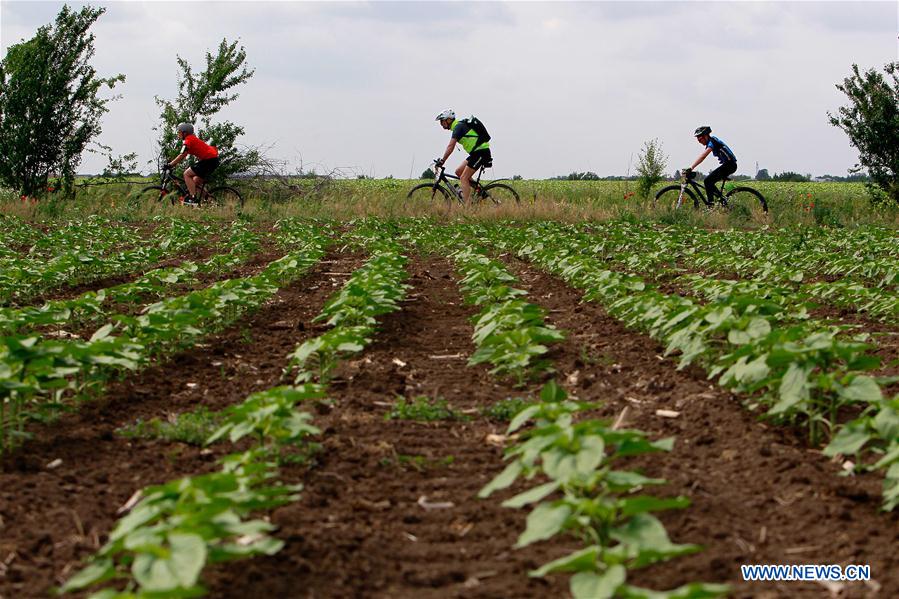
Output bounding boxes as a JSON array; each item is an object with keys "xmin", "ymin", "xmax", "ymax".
[
  {"xmin": 678, "ymin": 172, "xmax": 728, "ymax": 208},
  {"xmin": 159, "ymin": 168, "xmax": 208, "ymax": 201}
]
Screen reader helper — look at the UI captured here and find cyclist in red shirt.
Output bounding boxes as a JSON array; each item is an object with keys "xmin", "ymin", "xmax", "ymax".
[{"xmin": 165, "ymin": 123, "xmax": 219, "ymax": 205}]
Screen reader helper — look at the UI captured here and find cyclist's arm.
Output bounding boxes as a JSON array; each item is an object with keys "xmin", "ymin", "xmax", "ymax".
[
  {"xmin": 689, "ymin": 148, "xmax": 712, "ymax": 170},
  {"xmin": 439, "ymin": 138, "xmax": 458, "ymax": 164},
  {"xmin": 167, "ymin": 150, "xmax": 189, "ymax": 168}
]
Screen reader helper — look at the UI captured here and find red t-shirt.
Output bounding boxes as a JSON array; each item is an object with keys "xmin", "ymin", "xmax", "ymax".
[{"xmin": 183, "ymin": 134, "xmax": 218, "ymax": 160}]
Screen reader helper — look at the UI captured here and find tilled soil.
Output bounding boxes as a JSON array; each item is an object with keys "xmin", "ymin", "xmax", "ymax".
[
  {"xmin": 3, "ymin": 251, "xmax": 897, "ymax": 598},
  {"xmin": 203, "ymin": 255, "xmax": 573, "ymax": 599},
  {"xmin": 0, "ymin": 250, "xmax": 365, "ymax": 598},
  {"xmin": 205, "ymin": 253, "xmax": 898, "ymax": 598},
  {"xmin": 500, "ymin": 255, "xmax": 899, "ymax": 598}
]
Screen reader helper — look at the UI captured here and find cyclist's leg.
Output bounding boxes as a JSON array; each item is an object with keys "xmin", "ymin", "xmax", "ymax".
[
  {"xmin": 458, "ymin": 163, "xmax": 476, "ymax": 205},
  {"xmin": 704, "ymin": 162, "xmax": 736, "ymax": 204},
  {"xmin": 183, "ymin": 168, "xmax": 198, "ymax": 197},
  {"xmin": 189, "ymin": 157, "xmax": 220, "ymax": 200},
  {"xmin": 462, "ymin": 149, "xmax": 491, "ymax": 204}
]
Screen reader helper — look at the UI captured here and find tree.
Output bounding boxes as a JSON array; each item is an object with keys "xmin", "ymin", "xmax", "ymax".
[
  {"xmin": 420, "ymin": 167, "xmax": 435, "ymax": 179},
  {"xmin": 772, "ymin": 171, "xmax": 809, "ymax": 182},
  {"xmin": 828, "ymin": 62, "xmax": 899, "ymax": 204},
  {"xmin": 0, "ymin": 5, "xmax": 123, "ymax": 197},
  {"xmin": 756, "ymin": 168, "xmax": 771, "ymax": 180},
  {"xmin": 635, "ymin": 138, "xmax": 668, "ymax": 198},
  {"xmin": 155, "ymin": 39, "xmax": 257, "ymax": 183}
]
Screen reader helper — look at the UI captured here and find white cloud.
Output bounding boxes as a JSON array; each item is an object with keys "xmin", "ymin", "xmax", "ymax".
[{"xmin": 1, "ymin": 0, "xmax": 895, "ymax": 178}]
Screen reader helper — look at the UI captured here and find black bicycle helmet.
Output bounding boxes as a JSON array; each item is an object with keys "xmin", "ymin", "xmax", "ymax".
[
  {"xmin": 694, "ymin": 126, "xmax": 712, "ymax": 137},
  {"xmin": 177, "ymin": 122, "xmax": 194, "ymax": 135}
]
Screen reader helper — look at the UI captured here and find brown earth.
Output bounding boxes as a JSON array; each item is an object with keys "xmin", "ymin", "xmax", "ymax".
[
  {"xmin": 204, "ymin": 253, "xmax": 898, "ymax": 599},
  {"xmin": 500, "ymin": 255, "xmax": 899, "ymax": 598},
  {"xmin": 203, "ymin": 254, "xmax": 574, "ymax": 599},
  {"xmin": 2, "ymin": 250, "xmax": 897, "ymax": 599},
  {"xmin": 0, "ymin": 249, "xmax": 365, "ymax": 598}
]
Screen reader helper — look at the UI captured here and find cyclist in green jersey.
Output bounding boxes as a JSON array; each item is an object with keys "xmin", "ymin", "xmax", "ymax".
[{"xmin": 435, "ymin": 109, "xmax": 492, "ymax": 206}]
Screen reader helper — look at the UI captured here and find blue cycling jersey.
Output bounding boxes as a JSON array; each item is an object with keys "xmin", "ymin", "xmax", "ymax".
[{"xmin": 707, "ymin": 136, "xmax": 737, "ymax": 165}]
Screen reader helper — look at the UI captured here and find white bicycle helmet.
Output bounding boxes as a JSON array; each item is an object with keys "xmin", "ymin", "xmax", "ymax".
[{"xmin": 435, "ymin": 109, "xmax": 455, "ymax": 121}]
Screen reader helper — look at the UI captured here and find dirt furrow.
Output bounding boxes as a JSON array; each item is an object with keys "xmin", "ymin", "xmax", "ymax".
[
  {"xmin": 203, "ymin": 255, "xmax": 572, "ymax": 599},
  {"xmin": 501, "ymin": 255, "xmax": 899, "ymax": 598},
  {"xmin": 0, "ymin": 250, "xmax": 365, "ymax": 598}
]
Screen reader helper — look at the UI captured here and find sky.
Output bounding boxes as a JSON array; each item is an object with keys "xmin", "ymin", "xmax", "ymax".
[{"xmin": 1, "ymin": 1, "xmax": 897, "ymax": 179}]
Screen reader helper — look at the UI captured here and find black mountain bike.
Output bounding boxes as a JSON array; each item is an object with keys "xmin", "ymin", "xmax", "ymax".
[
  {"xmin": 136, "ymin": 165, "xmax": 243, "ymax": 209},
  {"xmin": 654, "ymin": 170, "xmax": 767, "ymax": 213},
  {"xmin": 407, "ymin": 161, "xmax": 520, "ymax": 207}
]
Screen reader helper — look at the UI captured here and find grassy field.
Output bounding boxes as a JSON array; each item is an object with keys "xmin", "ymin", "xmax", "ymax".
[{"xmin": 2, "ymin": 179, "xmax": 897, "ymax": 229}]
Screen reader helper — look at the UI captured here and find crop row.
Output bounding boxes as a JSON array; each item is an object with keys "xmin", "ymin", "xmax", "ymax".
[
  {"xmin": 582, "ymin": 221, "xmax": 898, "ymax": 288},
  {"xmin": 566, "ymin": 221, "xmax": 899, "ymax": 325},
  {"xmin": 399, "ymin": 220, "xmax": 724, "ymax": 596},
  {"xmin": 62, "ymin": 223, "xmax": 409, "ymax": 597},
  {"xmin": 0, "ymin": 218, "xmax": 216, "ymax": 307},
  {"xmin": 472, "ymin": 222, "xmax": 899, "ymax": 511},
  {"xmin": 0, "ymin": 220, "xmax": 265, "ymax": 336},
  {"xmin": 0, "ymin": 220, "xmax": 332, "ymax": 455}
]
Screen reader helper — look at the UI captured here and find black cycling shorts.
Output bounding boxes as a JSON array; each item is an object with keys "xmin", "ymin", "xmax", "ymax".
[
  {"xmin": 466, "ymin": 149, "xmax": 492, "ymax": 170},
  {"xmin": 190, "ymin": 156, "xmax": 220, "ymax": 179}
]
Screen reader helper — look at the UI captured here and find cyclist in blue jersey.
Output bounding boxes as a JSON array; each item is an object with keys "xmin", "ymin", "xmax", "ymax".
[{"xmin": 686, "ymin": 126, "xmax": 737, "ymax": 204}]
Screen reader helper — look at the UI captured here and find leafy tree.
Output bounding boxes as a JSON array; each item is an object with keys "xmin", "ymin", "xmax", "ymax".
[
  {"xmin": 549, "ymin": 171, "xmax": 600, "ymax": 180},
  {"xmin": 155, "ymin": 39, "xmax": 257, "ymax": 183},
  {"xmin": 0, "ymin": 5, "xmax": 123, "ymax": 197},
  {"xmin": 828, "ymin": 62, "xmax": 899, "ymax": 204},
  {"xmin": 635, "ymin": 138, "xmax": 668, "ymax": 198},
  {"xmin": 420, "ymin": 167, "xmax": 435, "ymax": 179},
  {"xmin": 772, "ymin": 171, "xmax": 809, "ymax": 182},
  {"xmin": 756, "ymin": 168, "xmax": 770, "ymax": 180}
]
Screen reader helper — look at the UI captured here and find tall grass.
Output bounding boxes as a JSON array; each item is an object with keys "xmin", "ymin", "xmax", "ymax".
[{"xmin": 2, "ymin": 179, "xmax": 897, "ymax": 229}]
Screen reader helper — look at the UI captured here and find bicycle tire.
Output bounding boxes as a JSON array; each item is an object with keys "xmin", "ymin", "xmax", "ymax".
[
  {"xmin": 654, "ymin": 185, "xmax": 700, "ymax": 210},
  {"xmin": 136, "ymin": 185, "xmax": 169, "ymax": 203},
  {"xmin": 406, "ymin": 183, "xmax": 454, "ymax": 208},
  {"xmin": 205, "ymin": 186, "xmax": 244, "ymax": 210},
  {"xmin": 725, "ymin": 186, "xmax": 768, "ymax": 214},
  {"xmin": 478, "ymin": 183, "xmax": 520, "ymax": 206}
]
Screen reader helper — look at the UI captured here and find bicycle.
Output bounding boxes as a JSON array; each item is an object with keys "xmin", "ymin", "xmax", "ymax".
[
  {"xmin": 136, "ymin": 165, "xmax": 243, "ymax": 209},
  {"xmin": 406, "ymin": 160, "xmax": 520, "ymax": 207},
  {"xmin": 654, "ymin": 170, "xmax": 767, "ymax": 214}
]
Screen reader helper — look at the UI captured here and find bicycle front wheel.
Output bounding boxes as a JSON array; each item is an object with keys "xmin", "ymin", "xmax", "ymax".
[
  {"xmin": 206, "ymin": 186, "xmax": 244, "ymax": 210},
  {"xmin": 406, "ymin": 184, "xmax": 454, "ymax": 209},
  {"xmin": 478, "ymin": 183, "xmax": 520, "ymax": 206},
  {"xmin": 135, "ymin": 185, "xmax": 171, "ymax": 207},
  {"xmin": 655, "ymin": 185, "xmax": 699, "ymax": 210},
  {"xmin": 725, "ymin": 187, "xmax": 768, "ymax": 214}
]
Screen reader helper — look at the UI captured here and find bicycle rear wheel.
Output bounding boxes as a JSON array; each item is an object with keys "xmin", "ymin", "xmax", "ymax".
[
  {"xmin": 478, "ymin": 183, "xmax": 520, "ymax": 206},
  {"xmin": 725, "ymin": 187, "xmax": 768, "ymax": 214},
  {"xmin": 406, "ymin": 184, "xmax": 454, "ymax": 209},
  {"xmin": 205, "ymin": 186, "xmax": 244, "ymax": 210},
  {"xmin": 654, "ymin": 185, "xmax": 700, "ymax": 210}
]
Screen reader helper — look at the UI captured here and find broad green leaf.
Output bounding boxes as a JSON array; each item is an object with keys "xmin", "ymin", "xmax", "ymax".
[
  {"xmin": 515, "ymin": 503, "xmax": 571, "ymax": 547},
  {"xmin": 132, "ymin": 532, "xmax": 207, "ymax": 591},
  {"xmin": 824, "ymin": 422, "xmax": 872, "ymax": 457},
  {"xmin": 503, "ymin": 481, "xmax": 561, "ymax": 508},
  {"xmin": 839, "ymin": 375, "xmax": 883, "ymax": 403},
  {"xmin": 59, "ymin": 559, "xmax": 116, "ymax": 592},
  {"xmin": 530, "ymin": 546, "xmax": 599, "ymax": 577},
  {"xmin": 478, "ymin": 461, "xmax": 523, "ymax": 498},
  {"xmin": 570, "ymin": 566, "xmax": 626, "ymax": 599},
  {"xmin": 771, "ymin": 363, "xmax": 809, "ymax": 414}
]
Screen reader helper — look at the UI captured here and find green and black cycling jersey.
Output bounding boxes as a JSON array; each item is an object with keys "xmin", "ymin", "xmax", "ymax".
[{"xmin": 451, "ymin": 117, "xmax": 491, "ymax": 154}]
